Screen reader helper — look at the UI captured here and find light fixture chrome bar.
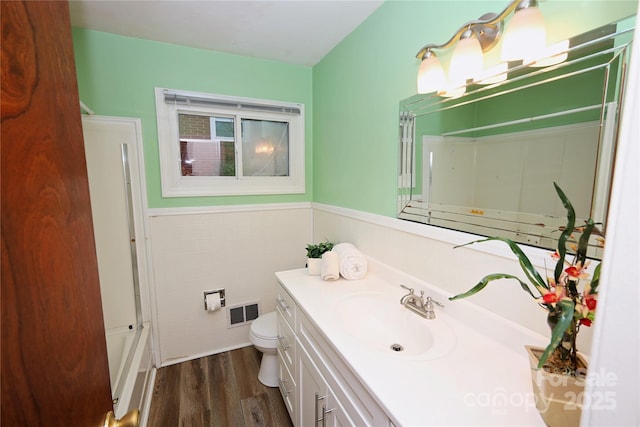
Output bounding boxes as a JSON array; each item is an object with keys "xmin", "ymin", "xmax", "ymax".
[{"xmin": 415, "ymin": 0, "xmax": 524, "ymax": 59}]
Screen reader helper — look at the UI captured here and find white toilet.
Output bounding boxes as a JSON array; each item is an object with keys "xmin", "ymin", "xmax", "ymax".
[{"xmin": 249, "ymin": 311, "xmax": 279, "ymax": 387}]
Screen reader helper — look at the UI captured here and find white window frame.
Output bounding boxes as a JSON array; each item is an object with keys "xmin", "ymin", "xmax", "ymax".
[{"xmin": 155, "ymin": 87, "xmax": 305, "ymax": 197}]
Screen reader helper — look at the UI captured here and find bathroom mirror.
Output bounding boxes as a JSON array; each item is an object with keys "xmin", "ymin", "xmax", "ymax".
[{"xmin": 398, "ymin": 16, "xmax": 635, "ymax": 259}]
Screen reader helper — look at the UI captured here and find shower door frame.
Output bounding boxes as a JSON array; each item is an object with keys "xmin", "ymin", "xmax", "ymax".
[{"xmin": 81, "ymin": 115, "xmax": 156, "ymax": 396}]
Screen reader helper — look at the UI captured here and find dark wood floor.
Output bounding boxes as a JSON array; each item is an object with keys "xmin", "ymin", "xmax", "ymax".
[{"xmin": 148, "ymin": 346, "xmax": 293, "ymax": 427}]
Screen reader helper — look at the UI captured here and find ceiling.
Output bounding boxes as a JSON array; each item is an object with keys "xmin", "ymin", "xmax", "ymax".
[{"xmin": 68, "ymin": 0, "xmax": 384, "ymax": 66}]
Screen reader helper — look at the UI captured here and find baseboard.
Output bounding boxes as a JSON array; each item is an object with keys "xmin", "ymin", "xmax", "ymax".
[
  {"xmin": 139, "ymin": 367, "xmax": 157, "ymax": 427},
  {"xmin": 159, "ymin": 342, "xmax": 253, "ymax": 368}
]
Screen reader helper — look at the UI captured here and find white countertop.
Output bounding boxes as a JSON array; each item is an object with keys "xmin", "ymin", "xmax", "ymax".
[{"xmin": 276, "ymin": 258, "xmax": 549, "ymax": 427}]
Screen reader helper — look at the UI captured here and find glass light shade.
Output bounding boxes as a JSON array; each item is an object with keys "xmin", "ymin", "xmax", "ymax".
[
  {"xmin": 438, "ymin": 84, "xmax": 466, "ymax": 98},
  {"xmin": 475, "ymin": 62, "xmax": 508, "ymax": 85},
  {"xmin": 528, "ymin": 39, "xmax": 570, "ymax": 67},
  {"xmin": 448, "ymin": 34, "xmax": 483, "ymax": 86},
  {"xmin": 501, "ymin": 6, "xmax": 546, "ymax": 62},
  {"xmin": 417, "ymin": 54, "xmax": 446, "ymax": 94}
]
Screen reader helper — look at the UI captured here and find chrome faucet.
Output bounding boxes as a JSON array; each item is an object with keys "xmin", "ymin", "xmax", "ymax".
[{"xmin": 400, "ymin": 285, "xmax": 443, "ymax": 319}]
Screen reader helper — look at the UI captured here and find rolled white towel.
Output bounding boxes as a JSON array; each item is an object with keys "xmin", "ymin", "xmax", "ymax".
[
  {"xmin": 321, "ymin": 251, "xmax": 339, "ymax": 281},
  {"xmin": 331, "ymin": 243, "xmax": 368, "ymax": 280}
]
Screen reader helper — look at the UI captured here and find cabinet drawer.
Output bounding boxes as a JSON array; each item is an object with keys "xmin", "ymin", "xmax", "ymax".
[
  {"xmin": 278, "ymin": 353, "xmax": 296, "ymax": 421},
  {"xmin": 275, "ymin": 282, "xmax": 296, "ymax": 328},
  {"xmin": 277, "ymin": 310, "xmax": 296, "ymax": 373}
]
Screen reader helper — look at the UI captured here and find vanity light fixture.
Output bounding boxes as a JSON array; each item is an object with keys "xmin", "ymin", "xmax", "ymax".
[
  {"xmin": 415, "ymin": 0, "xmax": 568, "ymax": 96},
  {"xmin": 416, "ymin": 50, "xmax": 446, "ymax": 94},
  {"xmin": 500, "ymin": 0, "xmax": 546, "ymax": 61},
  {"xmin": 448, "ymin": 27, "xmax": 484, "ymax": 86}
]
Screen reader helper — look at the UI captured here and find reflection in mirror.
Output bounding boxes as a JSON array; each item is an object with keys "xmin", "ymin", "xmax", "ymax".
[{"xmin": 398, "ymin": 17, "xmax": 635, "ymax": 260}]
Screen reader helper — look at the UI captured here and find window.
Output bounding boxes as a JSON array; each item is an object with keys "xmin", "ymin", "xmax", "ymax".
[{"xmin": 155, "ymin": 88, "xmax": 305, "ymax": 197}]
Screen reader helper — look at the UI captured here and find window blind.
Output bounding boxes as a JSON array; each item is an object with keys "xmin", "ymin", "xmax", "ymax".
[{"xmin": 163, "ymin": 91, "xmax": 301, "ymax": 115}]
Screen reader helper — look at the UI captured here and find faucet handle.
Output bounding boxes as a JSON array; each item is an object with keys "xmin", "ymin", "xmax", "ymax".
[
  {"xmin": 425, "ymin": 296, "xmax": 444, "ymax": 307},
  {"xmin": 400, "ymin": 284, "xmax": 414, "ymax": 294},
  {"xmin": 423, "ymin": 296, "xmax": 442, "ymax": 319}
]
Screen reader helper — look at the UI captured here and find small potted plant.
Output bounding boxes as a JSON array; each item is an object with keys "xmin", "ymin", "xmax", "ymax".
[
  {"xmin": 449, "ymin": 183, "xmax": 603, "ymax": 427},
  {"xmin": 305, "ymin": 241, "xmax": 334, "ymax": 275}
]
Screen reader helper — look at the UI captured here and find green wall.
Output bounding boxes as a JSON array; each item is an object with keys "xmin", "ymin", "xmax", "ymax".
[
  {"xmin": 312, "ymin": 0, "xmax": 637, "ymax": 217},
  {"xmin": 72, "ymin": 0, "xmax": 637, "ymax": 212},
  {"xmin": 312, "ymin": 1, "xmax": 489, "ymax": 216},
  {"xmin": 72, "ymin": 29, "xmax": 313, "ymax": 208}
]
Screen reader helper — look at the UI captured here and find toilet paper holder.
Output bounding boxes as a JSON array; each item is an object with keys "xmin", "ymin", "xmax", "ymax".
[{"xmin": 204, "ymin": 289, "xmax": 226, "ymax": 310}]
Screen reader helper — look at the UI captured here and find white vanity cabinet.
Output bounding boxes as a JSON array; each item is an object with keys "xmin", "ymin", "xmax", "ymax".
[
  {"xmin": 275, "ymin": 266, "xmax": 548, "ymax": 426},
  {"xmin": 275, "ymin": 280, "xmax": 392, "ymax": 427}
]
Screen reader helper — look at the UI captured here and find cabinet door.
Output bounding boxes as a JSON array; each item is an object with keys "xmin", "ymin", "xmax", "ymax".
[
  {"xmin": 298, "ymin": 345, "xmax": 327, "ymax": 427},
  {"xmin": 298, "ymin": 346, "xmax": 354, "ymax": 427},
  {"xmin": 278, "ymin": 353, "xmax": 296, "ymax": 422},
  {"xmin": 325, "ymin": 394, "xmax": 354, "ymax": 427}
]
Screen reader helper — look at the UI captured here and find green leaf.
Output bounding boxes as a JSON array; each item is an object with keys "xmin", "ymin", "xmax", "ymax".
[
  {"xmin": 537, "ymin": 299, "xmax": 575, "ymax": 369},
  {"xmin": 553, "ymin": 183, "xmax": 576, "ymax": 283},
  {"xmin": 449, "ymin": 273, "xmax": 541, "ymax": 301},
  {"xmin": 590, "ymin": 263, "xmax": 602, "ymax": 294},
  {"xmin": 306, "ymin": 240, "xmax": 334, "ymax": 258},
  {"xmin": 519, "ymin": 259, "xmax": 545, "ymax": 291},
  {"xmin": 455, "ymin": 237, "xmax": 547, "ymax": 289},
  {"xmin": 576, "ymin": 218, "xmax": 595, "ymax": 266}
]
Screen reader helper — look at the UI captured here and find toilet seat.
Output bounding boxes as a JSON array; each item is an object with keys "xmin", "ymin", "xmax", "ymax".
[
  {"xmin": 250, "ymin": 311, "xmax": 277, "ymax": 347},
  {"xmin": 249, "ymin": 311, "xmax": 279, "ymax": 387}
]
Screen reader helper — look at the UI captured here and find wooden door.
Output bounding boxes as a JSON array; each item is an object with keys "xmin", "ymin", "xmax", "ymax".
[{"xmin": 1, "ymin": 1, "xmax": 114, "ymax": 426}]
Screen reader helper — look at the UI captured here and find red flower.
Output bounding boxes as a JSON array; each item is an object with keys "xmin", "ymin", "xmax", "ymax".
[
  {"xmin": 565, "ymin": 266, "xmax": 580, "ymax": 277},
  {"xmin": 585, "ymin": 295, "xmax": 597, "ymax": 310},
  {"xmin": 565, "ymin": 261, "xmax": 590, "ymax": 279},
  {"xmin": 542, "ymin": 293, "xmax": 559, "ymax": 303},
  {"xmin": 579, "ymin": 318, "xmax": 592, "ymax": 327}
]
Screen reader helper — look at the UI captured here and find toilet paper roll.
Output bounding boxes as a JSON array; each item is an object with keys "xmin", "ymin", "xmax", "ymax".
[{"xmin": 206, "ymin": 293, "xmax": 222, "ymax": 312}]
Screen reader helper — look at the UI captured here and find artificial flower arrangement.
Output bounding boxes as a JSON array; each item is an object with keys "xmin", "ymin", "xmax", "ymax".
[{"xmin": 449, "ymin": 183, "xmax": 603, "ymax": 375}]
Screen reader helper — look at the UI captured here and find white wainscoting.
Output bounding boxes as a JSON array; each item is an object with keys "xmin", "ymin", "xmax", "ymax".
[
  {"xmin": 148, "ymin": 203, "xmax": 312, "ymax": 365},
  {"xmin": 147, "ymin": 201, "xmax": 595, "ymax": 365}
]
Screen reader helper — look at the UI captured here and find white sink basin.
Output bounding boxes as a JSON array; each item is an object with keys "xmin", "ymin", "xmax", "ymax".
[{"xmin": 332, "ymin": 292, "xmax": 456, "ymax": 360}]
